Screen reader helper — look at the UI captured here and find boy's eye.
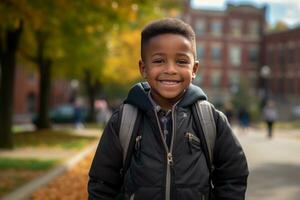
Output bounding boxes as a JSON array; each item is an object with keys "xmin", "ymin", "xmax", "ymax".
[
  {"xmin": 177, "ymin": 60, "xmax": 189, "ymax": 65},
  {"xmin": 152, "ymin": 59, "xmax": 164, "ymax": 64}
]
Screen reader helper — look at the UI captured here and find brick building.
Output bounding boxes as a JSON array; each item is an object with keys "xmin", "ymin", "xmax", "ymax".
[
  {"xmin": 182, "ymin": 1, "xmax": 267, "ymax": 103},
  {"xmin": 13, "ymin": 67, "xmax": 71, "ymax": 123},
  {"xmin": 262, "ymin": 27, "xmax": 300, "ymax": 98}
]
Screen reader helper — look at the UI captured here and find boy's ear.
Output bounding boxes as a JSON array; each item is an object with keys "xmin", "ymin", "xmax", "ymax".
[
  {"xmin": 192, "ymin": 60, "xmax": 199, "ymax": 80},
  {"xmin": 139, "ymin": 60, "xmax": 147, "ymax": 79}
]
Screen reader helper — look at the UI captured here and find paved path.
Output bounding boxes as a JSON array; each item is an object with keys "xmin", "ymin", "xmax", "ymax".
[{"xmin": 234, "ymin": 127, "xmax": 300, "ymax": 200}]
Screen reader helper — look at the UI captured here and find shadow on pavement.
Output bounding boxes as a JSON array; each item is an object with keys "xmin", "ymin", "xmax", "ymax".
[{"xmin": 248, "ymin": 162, "xmax": 300, "ymax": 200}]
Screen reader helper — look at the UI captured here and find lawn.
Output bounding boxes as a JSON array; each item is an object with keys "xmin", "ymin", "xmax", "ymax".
[
  {"xmin": 256, "ymin": 120, "xmax": 300, "ymax": 130},
  {"xmin": 0, "ymin": 128, "xmax": 100, "ymax": 198},
  {"xmin": 14, "ymin": 129, "xmax": 98, "ymax": 150},
  {"xmin": 0, "ymin": 158, "xmax": 57, "ymax": 198}
]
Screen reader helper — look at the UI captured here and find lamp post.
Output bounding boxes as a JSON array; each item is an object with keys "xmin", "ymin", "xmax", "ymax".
[{"xmin": 260, "ymin": 65, "xmax": 271, "ymax": 108}]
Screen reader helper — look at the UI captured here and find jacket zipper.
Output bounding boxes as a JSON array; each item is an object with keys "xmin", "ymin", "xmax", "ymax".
[{"xmin": 154, "ymin": 106, "xmax": 176, "ymax": 200}]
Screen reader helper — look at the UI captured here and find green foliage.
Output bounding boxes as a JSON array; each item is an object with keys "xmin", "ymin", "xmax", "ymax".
[
  {"xmin": 0, "ymin": 158, "xmax": 57, "ymax": 170},
  {"xmin": 14, "ymin": 130, "xmax": 97, "ymax": 150},
  {"xmin": 231, "ymin": 78, "xmax": 261, "ymax": 122}
]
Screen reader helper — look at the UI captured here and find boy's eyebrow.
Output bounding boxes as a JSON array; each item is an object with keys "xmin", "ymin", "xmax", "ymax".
[
  {"xmin": 176, "ymin": 52, "xmax": 192, "ymax": 57},
  {"xmin": 151, "ymin": 53, "xmax": 166, "ymax": 57},
  {"xmin": 151, "ymin": 52, "xmax": 193, "ymax": 57}
]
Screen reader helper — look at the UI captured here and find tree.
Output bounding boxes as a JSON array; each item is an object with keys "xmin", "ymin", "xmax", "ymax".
[
  {"xmin": 20, "ymin": 1, "xmax": 68, "ymax": 129},
  {"xmin": 58, "ymin": 0, "xmax": 169, "ymax": 121},
  {"xmin": 0, "ymin": 1, "xmax": 28, "ymax": 148},
  {"xmin": 268, "ymin": 20, "xmax": 289, "ymax": 32},
  {"xmin": 0, "ymin": 22, "xmax": 23, "ymax": 149}
]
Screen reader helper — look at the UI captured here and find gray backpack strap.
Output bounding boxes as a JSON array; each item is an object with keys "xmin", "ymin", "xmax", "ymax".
[
  {"xmin": 119, "ymin": 104, "xmax": 138, "ymax": 165},
  {"xmin": 195, "ymin": 100, "xmax": 216, "ymax": 166}
]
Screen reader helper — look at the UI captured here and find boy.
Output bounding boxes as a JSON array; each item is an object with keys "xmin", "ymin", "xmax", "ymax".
[{"xmin": 88, "ymin": 18, "xmax": 248, "ymax": 200}]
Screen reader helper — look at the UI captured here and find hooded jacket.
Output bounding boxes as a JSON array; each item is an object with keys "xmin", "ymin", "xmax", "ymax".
[{"xmin": 88, "ymin": 82, "xmax": 249, "ymax": 200}]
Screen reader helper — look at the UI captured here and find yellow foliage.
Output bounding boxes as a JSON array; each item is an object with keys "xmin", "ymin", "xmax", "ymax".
[{"xmin": 103, "ymin": 29, "xmax": 141, "ymax": 85}]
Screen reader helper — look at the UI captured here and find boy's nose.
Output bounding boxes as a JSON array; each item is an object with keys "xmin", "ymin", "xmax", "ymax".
[{"xmin": 164, "ymin": 62, "xmax": 177, "ymax": 74}]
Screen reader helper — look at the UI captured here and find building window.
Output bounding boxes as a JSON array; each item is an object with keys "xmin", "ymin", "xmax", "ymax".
[
  {"xmin": 195, "ymin": 19, "xmax": 206, "ymax": 36},
  {"xmin": 248, "ymin": 20, "xmax": 260, "ymax": 38},
  {"xmin": 229, "ymin": 46, "xmax": 241, "ymax": 66},
  {"xmin": 211, "ymin": 20, "xmax": 222, "ymax": 36},
  {"xmin": 230, "ymin": 19, "xmax": 242, "ymax": 37},
  {"xmin": 27, "ymin": 93, "xmax": 36, "ymax": 113},
  {"xmin": 248, "ymin": 47, "xmax": 259, "ymax": 63},
  {"xmin": 267, "ymin": 49, "xmax": 273, "ymax": 66},
  {"xmin": 288, "ymin": 48, "xmax": 295, "ymax": 63},
  {"xmin": 211, "ymin": 44, "xmax": 221, "ymax": 62},
  {"xmin": 229, "ymin": 73, "xmax": 240, "ymax": 93},
  {"xmin": 27, "ymin": 73, "xmax": 36, "ymax": 84},
  {"xmin": 279, "ymin": 47, "xmax": 285, "ymax": 66},
  {"xmin": 197, "ymin": 43, "xmax": 205, "ymax": 61},
  {"xmin": 211, "ymin": 72, "xmax": 221, "ymax": 88}
]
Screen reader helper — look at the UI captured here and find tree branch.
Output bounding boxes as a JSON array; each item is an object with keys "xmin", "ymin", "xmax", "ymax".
[
  {"xmin": 0, "ymin": 29, "xmax": 3, "ymax": 59},
  {"xmin": 19, "ymin": 47, "xmax": 38, "ymax": 62}
]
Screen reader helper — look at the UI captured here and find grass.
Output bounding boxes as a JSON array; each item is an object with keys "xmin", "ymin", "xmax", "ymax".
[
  {"xmin": 84, "ymin": 123, "xmax": 105, "ymax": 129},
  {"xmin": 0, "ymin": 157, "xmax": 57, "ymax": 170},
  {"xmin": 0, "ymin": 158, "xmax": 58, "ymax": 198},
  {"xmin": 0, "ymin": 128, "xmax": 99, "ymax": 198},
  {"xmin": 256, "ymin": 120, "xmax": 300, "ymax": 130},
  {"xmin": 274, "ymin": 120, "xmax": 300, "ymax": 129},
  {"xmin": 14, "ymin": 129, "xmax": 98, "ymax": 150}
]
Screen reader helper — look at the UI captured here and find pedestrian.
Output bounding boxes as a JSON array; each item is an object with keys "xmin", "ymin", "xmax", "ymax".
[
  {"xmin": 88, "ymin": 18, "xmax": 248, "ymax": 200},
  {"xmin": 74, "ymin": 99, "xmax": 84, "ymax": 129},
  {"xmin": 224, "ymin": 101, "xmax": 234, "ymax": 124},
  {"xmin": 263, "ymin": 100, "xmax": 277, "ymax": 139},
  {"xmin": 238, "ymin": 106, "xmax": 250, "ymax": 133}
]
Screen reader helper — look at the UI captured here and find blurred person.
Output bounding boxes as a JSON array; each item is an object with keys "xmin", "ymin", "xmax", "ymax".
[
  {"xmin": 95, "ymin": 99, "xmax": 112, "ymax": 125},
  {"xmin": 263, "ymin": 100, "xmax": 277, "ymax": 139},
  {"xmin": 88, "ymin": 18, "xmax": 248, "ymax": 200},
  {"xmin": 238, "ymin": 107, "xmax": 250, "ymax": 133},
  {"xmin": 224, "ymin": 101, "xmax": 234, "ymax": 124},
  {"xmin": 74, "ymin": 99, "xmax": 84, "ymax": 129}
]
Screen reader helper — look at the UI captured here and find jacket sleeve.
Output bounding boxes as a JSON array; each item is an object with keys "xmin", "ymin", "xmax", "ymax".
[
  {"xmin": 88, "ymin": 109, "xmax": 123, "ymax": 200},
  {"xmin": 212, "ymin": 109, "xmax": 249, "ymax": 200}
]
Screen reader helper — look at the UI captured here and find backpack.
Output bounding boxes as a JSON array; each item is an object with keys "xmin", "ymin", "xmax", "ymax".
[{"xmin": 119, "ymin": 100, "xmax": 216, "ymax": 178}]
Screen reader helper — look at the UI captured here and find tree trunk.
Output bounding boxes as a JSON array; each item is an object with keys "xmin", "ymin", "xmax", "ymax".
[
  {"xmin": 84, "ymin": 70, "xmax": 98, "ymax": 122},
  {"xmin": 36, "ymin": 59, "xmax": 52, "ymax": 129},
  {"xmin": 35, "ymin": 31, "xmax": 51, "ymax": 129},
  {"xmin": 0, "ymin": 23, "xmax": 23, "ymax": 149}
]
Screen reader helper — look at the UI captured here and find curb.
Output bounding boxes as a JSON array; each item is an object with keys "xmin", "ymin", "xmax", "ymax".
[{"xmin": 1, "ymin": 143, "xmax": 97, "ymax": 200}]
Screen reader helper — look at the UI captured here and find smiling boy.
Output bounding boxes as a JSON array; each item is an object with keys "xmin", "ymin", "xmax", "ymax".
[{"xmin": 88, "ymin": 18, "xmax": 248, "ymax": 200}]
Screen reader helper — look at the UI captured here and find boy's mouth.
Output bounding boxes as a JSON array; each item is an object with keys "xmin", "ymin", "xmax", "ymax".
[{"xmin": 159, "ymin": 80, "xmax": 181, "ymax": 85}]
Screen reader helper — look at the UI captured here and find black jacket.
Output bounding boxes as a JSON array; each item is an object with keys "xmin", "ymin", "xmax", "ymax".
[{"xmin": 88, "ymin": 82, "xmax": 249, "ymax": 200}]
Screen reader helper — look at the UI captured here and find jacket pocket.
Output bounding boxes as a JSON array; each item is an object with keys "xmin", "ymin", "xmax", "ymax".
[
  {"xmin": 185, "ymin": 132, "xmax": 201, "ymax": 153},
  {"xmin": 129, "ymin": 187, "xmax": 162, "ymax": 200},
  {"xmin": 129, "ymin": 193, "xmax": 135, "ymax": 200},
  {"xmin": 176, "ymin": 185, "xmax": 208, "ymax": 200}
]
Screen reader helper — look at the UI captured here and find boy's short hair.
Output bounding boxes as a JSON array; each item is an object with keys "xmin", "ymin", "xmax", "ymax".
[{"xmin": 141, "ymin": 18, "xmax": 197, "ymax": 60}]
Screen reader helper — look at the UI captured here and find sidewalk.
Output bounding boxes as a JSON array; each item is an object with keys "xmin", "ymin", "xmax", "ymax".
[
  {"xmin": 232, "ymin": 125, "xmax": 300, "ymax": 140},
  {"xmin": 235, "ymin": 126, "xmax": 300, "ymax": 200},
  {"xmin": 0, "ymin": 128, "xmax": 101, "ymax": 200}
]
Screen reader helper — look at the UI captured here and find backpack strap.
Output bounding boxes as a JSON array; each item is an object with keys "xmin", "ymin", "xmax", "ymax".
[
  {"xmin": 119, "ymin": 103, "xmax": 138, "ymax": 166},
  {"xmin": 193, "ymin": 100, "xmax": 216, "ymax": 172},
  {"xmin": 195, "ymin": 100, "xmax": 216, "ymax": 166}
]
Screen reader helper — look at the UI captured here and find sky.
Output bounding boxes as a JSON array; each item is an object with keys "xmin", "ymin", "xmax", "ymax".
[{"xmin": 192, "ymin": 0, "xmax": 300, "ymax": 27}]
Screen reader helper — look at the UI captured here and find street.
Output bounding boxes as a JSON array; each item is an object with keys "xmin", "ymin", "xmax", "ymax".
[{"xmin": 235, "ymin": 127, "xmax": 300, "ymax": 200}]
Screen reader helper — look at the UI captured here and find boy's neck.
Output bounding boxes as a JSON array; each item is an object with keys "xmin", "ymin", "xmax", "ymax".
[{"xmin": 148, "ymin": 91, "xmax": 183, "ymax": 110}]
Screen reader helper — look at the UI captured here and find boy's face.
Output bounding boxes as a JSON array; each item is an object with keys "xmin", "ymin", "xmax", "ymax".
[{"xmin": 139, "ymin": 33, "xmax": 199, "ymax": 109}]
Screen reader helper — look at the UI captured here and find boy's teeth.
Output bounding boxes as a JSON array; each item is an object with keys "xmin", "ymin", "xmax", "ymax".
[{"xmin": 161, "ymin": 80, "xmax": 178, "ymax": 85}]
